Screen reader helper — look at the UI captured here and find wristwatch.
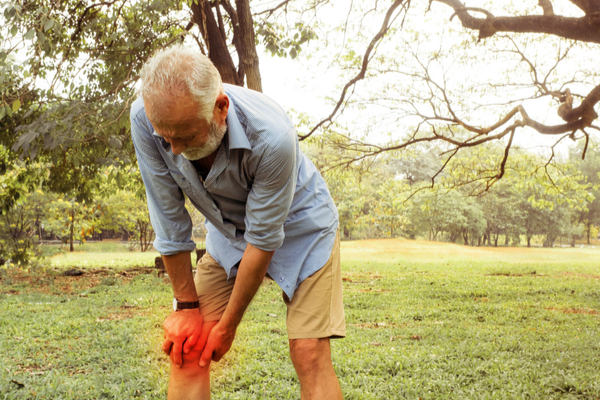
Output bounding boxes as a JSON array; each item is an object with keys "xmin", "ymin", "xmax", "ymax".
[{"xmin": 173, "ymin": 298, "xmax": 200, "ymax": 312}]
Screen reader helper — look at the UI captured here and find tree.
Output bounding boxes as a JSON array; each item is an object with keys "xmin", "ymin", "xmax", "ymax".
[
  {"xmin": 480, "ymin": 183, "xmax": 525, "ymax": 247},
  {"xmin": 97, "ymin": 192, "xmax": 154, "ymax": 252},
  {"xmin": 373, "ymin": 179, "xmax": 409, "ymax": 238},
  {"xmin": 570, "ymin": 137, "xmax": 600, "ymax": 243},
  {"xmin": 1, "ymin": 0, "xmax": 319, "ymax": 169},
  {"xmin": 44, "ymin": 196, "xmax": 102, "ymax": 252},
  {"xmin": 301, "ymin": 0, "xmax": 600, "ymax": 192},
  {"xmin": 0, "ymin": 145, "xmax": 45, "ymax": 264},
  {"xmin": 0, "ymin": 189, "xmax": 48, "ymax": 266},
  {"xmin": 513, "ymin": 152, "xmax": 592, "ymax": 247},
  {"xmin": 444, "ymin": 196, "xmax": 486, "ymax": 246}
]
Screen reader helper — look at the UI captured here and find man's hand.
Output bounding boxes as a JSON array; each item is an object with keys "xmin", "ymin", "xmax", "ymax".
[
  {"xmin": 195, "ymin": 244, "xmax": 273, "ymax": 368},
  {"xmin": 162, "ymin": 309, "xmax": 204, "ymax": 368},
  {"xmin": 199, "ymin": 320, "xmax": 236, "ymax": 367}
]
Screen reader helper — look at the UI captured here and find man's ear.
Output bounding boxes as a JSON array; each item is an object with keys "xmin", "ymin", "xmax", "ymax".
[{"xmin": 215, "ymin": 94, "xmax": 229, "ymax": 125}]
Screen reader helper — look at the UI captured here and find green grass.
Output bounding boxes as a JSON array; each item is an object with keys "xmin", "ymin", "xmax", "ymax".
[
  {"xmin": 40, "ymin": 240, "xmax": 205, "ymax": 270},
  {"xmin": 1, "ymin": 239, "xmax": 599, "ymax": 399},
  {"xmin": 46, "ymin": 248, "xmax": 160, "ymax": 270}
]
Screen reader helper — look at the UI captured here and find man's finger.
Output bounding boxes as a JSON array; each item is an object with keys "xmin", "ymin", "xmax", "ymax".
[
  {"xmin": 172, "ymin": 341, "xmax": 184, "ymax": 368},
  {"xmin": 183, "ymin": 334, "xmax": 198, "ymax": 354},
  {"xmin": 199, "ymin": 343, "xmax": 214, "ymax": 368},
  {"xmin": 162, "ymin": 339, "xmax": 173, "ymax": 355}
]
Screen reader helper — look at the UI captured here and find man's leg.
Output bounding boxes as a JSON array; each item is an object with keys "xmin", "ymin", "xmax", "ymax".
[
  {"xmin": 284, "ymin": 231, "xmax": 345, "ymax": 399},
  {"xmin": 289, "ymin": 338, "xmax": 343, "ymax": 400},
  {"xmin": 167, "ymin": 320, "xmax": 218, "ymax": 400},
  {"xmin": 167, "ymin": 253, "xmax": 236, "ymax": 400}
]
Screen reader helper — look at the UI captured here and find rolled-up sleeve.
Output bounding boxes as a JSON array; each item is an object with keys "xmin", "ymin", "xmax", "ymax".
[
  {"xmin": 244, "ymin": 128, "xmax": 297, "ymax": 251},
  {"xmin": 130, "ymin": 105, "xmax": 196, "ymax": 255}
]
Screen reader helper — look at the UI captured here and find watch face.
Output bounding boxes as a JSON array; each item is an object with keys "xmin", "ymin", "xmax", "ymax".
[{"xmin": 173, "ymin": 298, "xmax": 177, "ymax": 311}]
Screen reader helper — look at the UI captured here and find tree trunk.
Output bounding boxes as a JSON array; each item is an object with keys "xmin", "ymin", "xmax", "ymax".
[
  {"xmin": 69, "ymin": 208, "xmax": 74, "ymax": 252},
  {"xmin": 235, "ymin": 0, "xmax": 262, "ymax": 91},
  {"xmin": 587, "ymin": 222, "xmax": 591, "ymax": 244},
  {"xmin": 527, "ymin": 236, "xmax": 531, "ymax": 247},
  {"xmin": 138, "ymin": 220, "xmax": 144, "ymax": 252},
  {"xmin": 504, "ymin": 235, "xmax": 509, "ymax": 246},
  {"xmin": 494, "ymin": 234, "xmax": 498, "ymax": 247},
  {"xmin": 191, "ymin": 0, "xmax": 241, "ymax": 85}
]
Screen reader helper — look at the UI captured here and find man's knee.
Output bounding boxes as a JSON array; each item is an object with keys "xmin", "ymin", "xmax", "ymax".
[
  {"xmin": 169, "ymin": 320, "xmax": 218, "ymax": 377},
  {"xmin": 289, "ymin": 338, "xmax": 331, "ymax": 368},
  {"xmin": 170, "ymin": 348, "xmax": 210, "ymax": 378}
]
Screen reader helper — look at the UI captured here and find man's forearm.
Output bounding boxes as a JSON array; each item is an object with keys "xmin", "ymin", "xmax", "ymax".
[
  {"xmin": 220, "ymin": 244, "xmax": 274, "ymax": 331},
  {"xmin": 162, "ymin": 252, "xmax": 197, "ymax": 302}
]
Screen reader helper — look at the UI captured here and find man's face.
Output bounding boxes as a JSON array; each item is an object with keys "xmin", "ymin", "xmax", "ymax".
[{"xmin": 145, "ymin": 93, "xmax": 227, "ymax": 159}]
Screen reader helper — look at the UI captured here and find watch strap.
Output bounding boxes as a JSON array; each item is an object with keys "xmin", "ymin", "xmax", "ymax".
[{"xmin": 174, "ymin": 298, "xmax": 200, "ymax": 311}]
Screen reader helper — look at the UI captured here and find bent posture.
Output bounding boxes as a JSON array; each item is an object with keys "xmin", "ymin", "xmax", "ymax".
[{"xmin": 131, "ymin": 45, "xmax": 345, "ymax": 399}]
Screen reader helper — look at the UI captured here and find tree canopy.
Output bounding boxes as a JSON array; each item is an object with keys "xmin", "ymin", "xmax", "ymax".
[{"xmin": 2, "ymin": 0, "xmax": 598, "ymax": 186}]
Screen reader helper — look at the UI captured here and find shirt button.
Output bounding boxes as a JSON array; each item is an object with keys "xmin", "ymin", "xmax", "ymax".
[{"xmin": 279, "ymin": 277, "xmax": 284, "ymax": 282}]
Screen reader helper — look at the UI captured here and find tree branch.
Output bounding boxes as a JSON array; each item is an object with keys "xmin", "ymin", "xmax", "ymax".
[
  {"xmin": 566, "ymin": 0, "xmax": 600, "ymax": 15},
  {"xmin": 435, "ymin": 0, "xmax": 600, "ymax": 43},
  {"xmin": 538, "ymin": 0, "xmax": 554, "ymax": 16},
  {"xmin": 254, "ymin": 0, "xmax": 294, "ymax": 17},
  {"xmin": 301, "ymin": 0, "xmax": 407, "ymax": 140}
]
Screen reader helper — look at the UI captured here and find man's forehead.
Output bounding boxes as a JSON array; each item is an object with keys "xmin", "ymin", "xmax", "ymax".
[{"xmin": 145, "ymin": 97, "xmax": 204, "ymax": 128}]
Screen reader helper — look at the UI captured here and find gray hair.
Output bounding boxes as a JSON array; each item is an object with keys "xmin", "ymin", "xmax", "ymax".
[{"xmin": 139, "ymin": 45, "xmax": 224, "ymax": 122}]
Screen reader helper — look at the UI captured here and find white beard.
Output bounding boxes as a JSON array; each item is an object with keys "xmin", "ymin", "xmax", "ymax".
[{"xmin": 181, "ymin": 120, "xmax": 228, "ymax": 161}]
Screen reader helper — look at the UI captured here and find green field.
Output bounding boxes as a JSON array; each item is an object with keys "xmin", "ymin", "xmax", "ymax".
[{"xmin": 1, "ymin": 239, "xmax": 599, "ymax": 399}]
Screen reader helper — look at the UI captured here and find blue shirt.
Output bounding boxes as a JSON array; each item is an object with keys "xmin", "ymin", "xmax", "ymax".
[{"xmin": 130, "ymin": 84, "xmax": 339, "ymax": 299}]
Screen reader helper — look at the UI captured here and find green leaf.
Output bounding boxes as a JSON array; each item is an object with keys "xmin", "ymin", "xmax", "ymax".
[
  {"xmin": 24, "ymin": 28, "xmax": 35, "ymax": 40},
  {"xmin": 10, "ymin": 25, "xmax": 18, "ymax": 37},
  {"xmin": 0, "ymin": 106, "xmax": 5, "ymax": 121},
  {"xmin": 12, "ymin": 99, "xmax": 21, "ymax": 112},
  {"xmin": 44, "ymin": 20, "xmax": 54, "ymax": 32},
  {"xmin": 6, "ymin": 103, "xmax": 12, "ymax": 117},
  {"xmin": 4, "ymin": 6, "xmax": 16, "ymax": 21},
  {"xmin": 109, "ymin": 137, "xmax": 122, "ymax": 149}
]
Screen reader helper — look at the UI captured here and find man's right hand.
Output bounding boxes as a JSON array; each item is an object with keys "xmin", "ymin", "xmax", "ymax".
[{"xmin": 162, "ymin": 309, "xmax": 204, "ymax": 368}]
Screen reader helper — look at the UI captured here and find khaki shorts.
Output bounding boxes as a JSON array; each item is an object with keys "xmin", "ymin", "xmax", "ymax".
[{"xmin": 194, "ymin": 232, "xmax": 345, "ymax": 340}]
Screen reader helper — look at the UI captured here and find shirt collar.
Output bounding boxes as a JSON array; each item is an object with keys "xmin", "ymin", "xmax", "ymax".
[{"xmin": 225, "ymin": 93, "xmax": 251, "ymax": 151}]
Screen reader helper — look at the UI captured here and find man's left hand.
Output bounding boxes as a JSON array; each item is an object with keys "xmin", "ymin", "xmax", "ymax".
[{"xmin": 199, "ymin": 320, "xmax": 236, "ymax": 367}]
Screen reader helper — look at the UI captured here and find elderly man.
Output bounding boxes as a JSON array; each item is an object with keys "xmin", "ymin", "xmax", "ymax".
[{"xmin": 130, "ymin": 45, "xmax": 345, "ymax": 399}]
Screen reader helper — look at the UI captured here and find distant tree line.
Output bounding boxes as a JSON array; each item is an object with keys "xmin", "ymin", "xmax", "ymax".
[{"xmin": 307, "ymin": 137, "xmax": 600, "ymax": 248}]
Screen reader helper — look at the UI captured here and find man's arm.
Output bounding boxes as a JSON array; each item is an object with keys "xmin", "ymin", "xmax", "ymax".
[
  {"xmin": 161, "ymin": 251, "xmax": 204, "ymax": 368},
  {"xmin": 130, "ymin": 105, "xmax": 199, "ymax": 368},
  {"xmin": 199, "ymin": 243, "xmax": 274, "ymax": 367},
  {"xmin": 163, "ymin": 251, "xmax": 197, "ymax": 302}
]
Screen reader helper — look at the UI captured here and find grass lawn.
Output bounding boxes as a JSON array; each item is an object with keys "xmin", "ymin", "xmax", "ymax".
[{"xmin": 1, "ymin": 239, "xmax": 599, "ymax": 399}]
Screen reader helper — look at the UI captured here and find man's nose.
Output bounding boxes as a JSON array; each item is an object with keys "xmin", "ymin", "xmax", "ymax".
[{"xmin": 170, "ymin": 141, "xmax": 186, "ymax": 155}]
